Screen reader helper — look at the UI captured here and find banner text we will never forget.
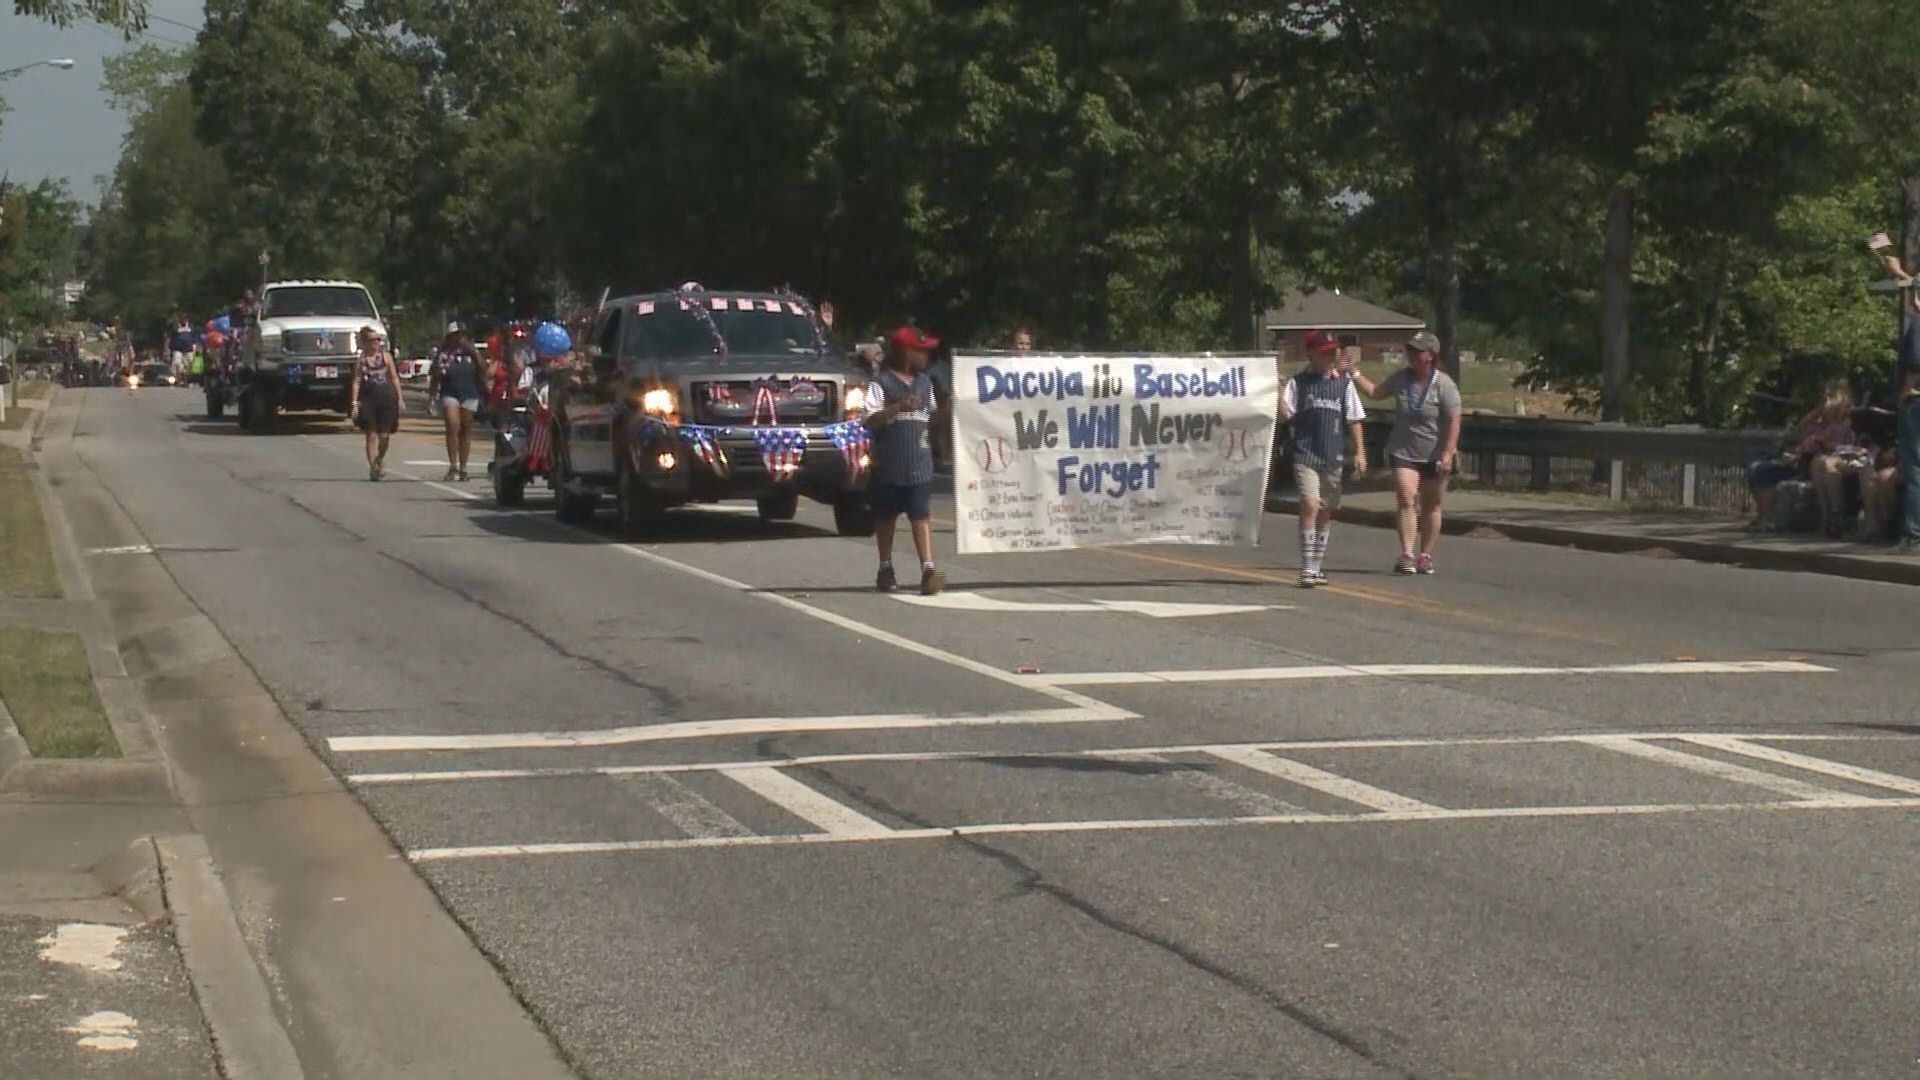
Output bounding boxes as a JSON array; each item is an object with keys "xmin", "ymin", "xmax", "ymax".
[{"xmin": 951, "ymin": 354, "xmax": 1279, "ymax": 555}]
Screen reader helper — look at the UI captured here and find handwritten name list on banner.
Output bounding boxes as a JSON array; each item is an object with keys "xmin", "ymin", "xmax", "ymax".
[{"xmin": 952, "ymin": 354, "xmax": 1278, "ymax": 554}]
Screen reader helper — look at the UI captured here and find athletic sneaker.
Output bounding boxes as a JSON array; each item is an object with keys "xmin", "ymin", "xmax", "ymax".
[
  {"xmin": 876, "ymin": 565, "xmax": 897, "ymax": 592},
  {"xmin": 1309, "ymin": 568, "xmax": 1330, "ymax": 585},
  {"xmin": 442, "ymin": 466, "xmax": 458, "ymax": 482},
  {"xmin": 456, "ymin": 469, "xmax": 469, "ymax": 483},
  {"xmin": 368, "ymin": 463, "xmax": 379, "ymax": 482},
  {"xmin": 1298, "ymin": 570, "xmax": 1318, "ymax": 589},
  {"xmin": 920, "ymin": 567, "xmax": 946, "ymax": 596},
  {"xmin": 1394, "ymin": 552, "xmax": 1417, "ymax": 575},
  {"xmin": 1416, "ymin": 554, "xmax": 1435, "ymax": 575}
]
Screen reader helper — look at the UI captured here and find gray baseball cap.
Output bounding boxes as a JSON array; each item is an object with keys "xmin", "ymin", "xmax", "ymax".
[{"xmin": 1407, "ymin": 330, "xmax": 1440, "ymax": 353}]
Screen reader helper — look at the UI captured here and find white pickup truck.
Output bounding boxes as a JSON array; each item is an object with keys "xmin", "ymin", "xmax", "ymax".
[{"xmin": 234, "ymin": 279, "xmax": 389, "ymax": 431}]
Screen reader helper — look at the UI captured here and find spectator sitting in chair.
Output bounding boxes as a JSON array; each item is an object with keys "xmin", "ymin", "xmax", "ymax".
[{"xmin": 1746, "ymin": 378, "xmax": 1854, "ymax": 532}]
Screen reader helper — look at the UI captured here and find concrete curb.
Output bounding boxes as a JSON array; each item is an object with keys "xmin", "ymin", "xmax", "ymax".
[
  {"xmin": 1266, "ymin": 494, "xmax": 1920, "ymax": 588},
  {"xmin": 93, "ymin": 835, "xmax": 168, "ymax": 925},
  {"xmin": 155, "ymin": 834, "xmax": 307, "ymax": 1080},
  {"xmin": 0, "ymin": 698, "xmax": 28, "ymax": 785}
]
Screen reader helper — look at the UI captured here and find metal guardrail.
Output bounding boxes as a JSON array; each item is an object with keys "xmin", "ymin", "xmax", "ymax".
[{"xmin": 1331, "ymin": 412, "xmax": 1787, "ymax": 514}]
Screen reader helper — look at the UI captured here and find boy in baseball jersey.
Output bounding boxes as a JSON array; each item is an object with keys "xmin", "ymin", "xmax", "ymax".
[
  {"xmin": 862, "ymin": 327, "xmax": 946, "ymax": 595},
  {"xmin": 1280, "ymin": 330, "xmax": 1368, "ymax": 587}
]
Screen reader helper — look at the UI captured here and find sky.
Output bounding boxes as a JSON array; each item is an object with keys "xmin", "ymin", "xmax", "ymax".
[{"xmin": 0, "ymin": 0, "xmax": 206, "ymax": 203}]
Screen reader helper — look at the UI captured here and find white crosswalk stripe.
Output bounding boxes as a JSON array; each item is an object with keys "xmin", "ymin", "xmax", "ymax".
[{"xmin": 364, "ymin": 732, "xmax": 1920, "ymax": 862}]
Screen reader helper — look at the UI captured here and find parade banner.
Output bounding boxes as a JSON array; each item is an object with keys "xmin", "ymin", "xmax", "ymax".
[{"xmin": 952, "ymin": 353, "xmax": 1278, "ymax": 554}]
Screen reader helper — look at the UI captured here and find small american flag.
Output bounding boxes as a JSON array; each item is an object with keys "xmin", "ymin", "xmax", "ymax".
[
  {"xmin": 1868, "ymin": 231, "xmax": 1894, "ymax": 253},
  {"xmin": 636, "ymin": 301, "xmax": 655, "ymax": 315},
  {"xmin": 752, "ymin": 428, "xmax": 807, "ymax": 475},
  {"xmin": 678, "ymin": 427, "xmax": 731, "ymax": 476},
  {"xmin": 710, "ymin": 297, "xmax": 729, "ymax": 311},
  {"xmin": 526, "ymin": 404, "xmax": 554, "ymax": 473}
]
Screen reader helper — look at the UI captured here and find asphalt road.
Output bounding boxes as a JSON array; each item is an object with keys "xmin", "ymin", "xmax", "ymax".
[{"xmin": 66, "ymin": 384, "xmax": 1920, "ymax": 1079}]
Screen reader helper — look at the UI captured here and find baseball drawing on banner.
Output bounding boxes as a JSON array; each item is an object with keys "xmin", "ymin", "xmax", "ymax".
[{"xmin": 952, "ymin": 354, "xmax": 1279, "ymax": 554}]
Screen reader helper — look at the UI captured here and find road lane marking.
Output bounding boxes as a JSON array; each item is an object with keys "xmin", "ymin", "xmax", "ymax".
[
  {"xmin": 1677, "ymin": 735, "xmax": 1920, "ymax": 796},
  {"xmin": 327, "ymin": 706, "xmax": 1129, "ymax": 753},
  {"xmin": 363, "ymin": 452, "xmax": 1129, "ymax": 718},
  {"xmin": 344, "ymin": 732, "xmax": 1901, "ymax": 785},
  {"xmin": 405, "ymin": 796, "xmax": 1920, "ymax": 861},
  {"xmin": 1098, "ymin": 750, "xmax": 1315, "ymax": 816},
  {"xmin": 890, "ymin": 593, "xmax": 1284, "ymax": 618},
  {"xmin": 723, "ymin": 766, "xmax": 897, "ymax": 837},
  {"xmin": 1090, "ymin": 545, "xmax": 1622, "ymax": 646},
  {"xmin": 1025, "ymin": 660, "xmax": 1833, "ymax": 687},
  {"xmin": 1201, "ymin": 745, "xmax": 1438, "ymax": 812},
  {"xmin": 86, "ymin": 544, "xmax": 153, "ymax": 556},
  {"xmin": 1577, "ymin": 736, "xmax": 1858, "ymax": 801},
  {"xmin": 622, "ymin": 773, "xmax": 753, "ymax": 839}
]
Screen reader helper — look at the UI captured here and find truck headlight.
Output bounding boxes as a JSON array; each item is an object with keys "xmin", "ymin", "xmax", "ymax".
[
  {"xmin": 257, "ymin": 332, "xmax": 282, "ymax": 355},
  {"xmin": 843, "ymin": 385, "xmax": 867, "ymax": 414},
  {"xmin": 641, "ymin": 388, "xmax": 676, "ymax": 416}
]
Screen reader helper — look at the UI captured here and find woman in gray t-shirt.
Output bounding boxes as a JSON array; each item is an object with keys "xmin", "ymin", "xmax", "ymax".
[{"xmin": 1350, "ymin": 332, "xmax": 1462, "ymax": 575}]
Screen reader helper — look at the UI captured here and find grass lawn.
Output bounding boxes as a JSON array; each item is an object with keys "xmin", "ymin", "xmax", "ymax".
[
  {"xmin": 1353, "ymin": 359, "xmax": 1574, "ymax": 418},
  {"xmin": 0, "ymin": 403, "xmax": 30, "ymax": 430},
  {"xmin": 0, "ymin": 627, "xmax": 119, "ymax": 758},
  {"xmin": 0, "ymin": 448, "xmax": 60, "ymax": 598}
]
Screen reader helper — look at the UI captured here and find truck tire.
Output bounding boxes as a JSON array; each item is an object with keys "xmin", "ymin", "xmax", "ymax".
[
  {"xmin": 492, "ymin": 464, "xmax": 526, "ymax": 508},
  {"xmin": 756, "ymin": 491, "xmax": 799, "ymax": 522},
  {"xmin": 832, "ymin": 496, "xmax": 875, "ymax": 538}
]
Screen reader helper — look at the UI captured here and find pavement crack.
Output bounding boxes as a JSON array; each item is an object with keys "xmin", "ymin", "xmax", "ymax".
[
  {"xmin": 374, "ymin": 549, "xmax": 681, "ymax": 716},
  {"xmin": 794, "ymin": 766, "xmax": 1422, "ymax": 1080}
]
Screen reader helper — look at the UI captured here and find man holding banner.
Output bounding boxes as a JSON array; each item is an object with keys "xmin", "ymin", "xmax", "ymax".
[{"xmin": 1280, "ymin": 330, "xmax": 1367, "ymax": 587}]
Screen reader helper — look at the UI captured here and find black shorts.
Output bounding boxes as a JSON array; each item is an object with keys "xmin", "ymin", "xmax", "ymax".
[
  {"xmin": 356, "ymin": 388, "xmax": 399, "ymax": 434},
  {"xmin": 1391, "ymin": 455, "xmax": 1442, "ymax": 479},
  {"xmin": 870, "ymin": 481, "xmax": 934, "ymax": 521}
]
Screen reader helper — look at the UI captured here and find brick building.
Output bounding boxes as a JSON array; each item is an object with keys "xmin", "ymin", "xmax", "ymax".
[{"xmin": 1263, "ymin": 291, "xmax": 1425, "ymax": 367}]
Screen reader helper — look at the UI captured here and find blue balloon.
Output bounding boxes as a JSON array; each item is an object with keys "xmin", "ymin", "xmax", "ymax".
[
  {"xmin": 214, "ymin": 315, "xmax": 231, "ymax": 333},
  {"xmin": 533, "ymin": 322, "xmax": 571, "ymax": 359}
]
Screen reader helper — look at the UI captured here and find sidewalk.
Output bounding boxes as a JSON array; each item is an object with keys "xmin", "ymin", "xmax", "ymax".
[
  {"xmin": 0, "ymin": 387, "xmax": 231, "ymax": 1079},
  {"xmin": 1267, "ymin": 485, "xmax": 1920, "ymax": 587}
]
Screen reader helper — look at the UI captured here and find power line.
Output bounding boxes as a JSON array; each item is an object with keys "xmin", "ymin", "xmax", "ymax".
[{"xmin": 146, "ymin": 13, "xmax": 204, "ymax": 35}]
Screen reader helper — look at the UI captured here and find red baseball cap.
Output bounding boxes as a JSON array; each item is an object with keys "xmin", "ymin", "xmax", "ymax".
[
  {"xmin": 1303, "ymin": 329, "xmax": 1340, "ymax": 354},
  {"xmin": 888, "ymin": 326, "xmax": 940, "ymax": 353}
]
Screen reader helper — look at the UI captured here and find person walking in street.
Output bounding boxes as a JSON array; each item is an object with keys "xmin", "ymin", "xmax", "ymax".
[
  {"xmin": 167, "ymin": 312, "xmax": 194, "ymax": 377},
  {"xmin": 434, "ymin": 325, "xmax": 489, "ymax": 482},
  {"xmin": 1349, "ymin": 330, "xmax": 1461, "ymax": 575},
  {"xmin": 1281, "ymin": 330, "xmax": 1367, "ymax": 587},
  {"xmin": 349, "ymin": 325, "xmax": 403, "ymax": 481},
  {"xmin": 861, "ymin": 326, "xmax": 946, "ymax": 595}
]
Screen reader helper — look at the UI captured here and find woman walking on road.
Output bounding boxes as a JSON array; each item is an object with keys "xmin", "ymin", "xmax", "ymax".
[
  {"xmin": 1350, "ymin": 331, "xmax": 1462, "ymax": 575},
  {"xmin": 350, "ymin": 325, "xmax": 404, "ymax": 481},
  {"xmin": 434, "ymin": 325, "xmax": 490, "ymax": 482}
]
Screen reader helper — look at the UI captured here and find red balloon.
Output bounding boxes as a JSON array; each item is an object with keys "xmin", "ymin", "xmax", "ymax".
[
  {"xmin": 205, "ymin": 331, "xmax": 227, "ymax": 350},
  {"xmin": 205, "ymin": 319, "xmax": 217, "ymax": 333}
]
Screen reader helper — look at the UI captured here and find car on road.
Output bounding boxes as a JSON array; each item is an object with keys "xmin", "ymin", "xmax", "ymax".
[
  {"xmin": 128, "ymin": 362, "xmax": 178, "ymax": 388},
  {"xmin": 518, "ymin": 285, "xmax": 874, "ymax": 536},
  {"xmin": 232, "ymin": 279, "xmax": 389, "ymax": 431}
]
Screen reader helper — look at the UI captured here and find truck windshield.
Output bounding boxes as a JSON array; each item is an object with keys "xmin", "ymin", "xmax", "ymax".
[
  {"xmin": 621, "ymin": 301, "xmax": 822, "ymax": 362},
  {"xmin": 262, "ymin": 287, "xmax": 377, "ymax": 319}
]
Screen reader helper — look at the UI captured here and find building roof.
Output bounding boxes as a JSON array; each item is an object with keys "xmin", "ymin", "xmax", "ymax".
[{"xmin": 1263, "ymin": 291, "xmax": 1425, "ymax": 332}]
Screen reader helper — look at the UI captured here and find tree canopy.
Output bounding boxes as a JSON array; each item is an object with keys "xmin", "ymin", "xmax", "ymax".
[{"xmin": 56, "ymin": 0, "xmax": 1920, "ymax": 424}]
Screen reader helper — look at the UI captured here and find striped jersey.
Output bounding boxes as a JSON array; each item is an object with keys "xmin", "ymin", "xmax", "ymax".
[
  {"xmin": 864, "ymin": 369, "xmax": 937, "ymax": 486},
  {"xmin": 1283, "ymin": 369, "xmax": 1363, "ymax": 467}
]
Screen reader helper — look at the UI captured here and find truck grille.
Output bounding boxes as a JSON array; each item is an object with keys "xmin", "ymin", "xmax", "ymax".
[
  {"xmin": 691, "ymin": 379, "xmax": 835, "ymax": 425},
  {"xmin": 284, "ymin": 330, "xmax": 355, "ymax": 356}
]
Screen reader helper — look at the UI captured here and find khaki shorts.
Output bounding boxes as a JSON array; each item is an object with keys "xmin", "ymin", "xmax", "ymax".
[{"xmin": 1293, "ymin": 462, "xmax": 1344, "ymax": 508}]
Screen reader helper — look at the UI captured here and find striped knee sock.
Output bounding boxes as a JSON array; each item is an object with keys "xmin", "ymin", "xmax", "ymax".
[
  {"xmin": 1299, "ymin": 528, "xmax": 1314, "ymax": 571},
  {"xmin": 1314, "ymin": 528, "xmax": 1330, "ymax": 570}
]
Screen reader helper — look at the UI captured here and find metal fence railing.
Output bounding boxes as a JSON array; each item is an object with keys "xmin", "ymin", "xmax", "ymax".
[{"xmin": 1324, "ymin": 413, "xmax": 1786, "ymax": 515}]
